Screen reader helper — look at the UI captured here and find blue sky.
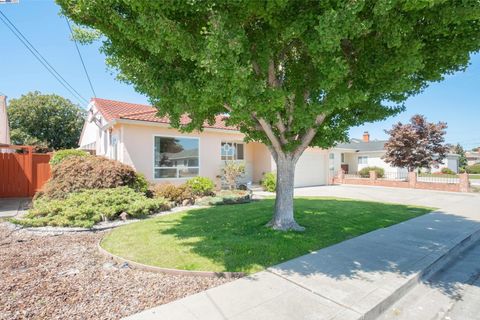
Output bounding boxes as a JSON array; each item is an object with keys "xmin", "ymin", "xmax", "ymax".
[{"xmin": 1, "ymin": 0, "xmax": 479, "ymax": 149}]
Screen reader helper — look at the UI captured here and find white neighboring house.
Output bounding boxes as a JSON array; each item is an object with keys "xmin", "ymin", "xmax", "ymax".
[
  {"xmin": 466, "ymin": 151, "xmax": 480, "ymax": 166},
  {"xmin": 0, "ymin": 95, "xmax": 11, "ymax": 145},
  {"xmin": 329, "ymin": 132, "xmax": 460, "ymax": 174}
]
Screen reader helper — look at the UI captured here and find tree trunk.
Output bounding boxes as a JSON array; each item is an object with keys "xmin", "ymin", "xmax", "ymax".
[{"xmin": 266, "ymin": 153, "xmax": 305, "ymax": 231}]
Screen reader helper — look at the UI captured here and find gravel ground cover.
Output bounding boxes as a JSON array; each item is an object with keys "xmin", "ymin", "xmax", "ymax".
[{"xmin": 0, "ymin": 223, "xmax": 232, "ymax": 320}]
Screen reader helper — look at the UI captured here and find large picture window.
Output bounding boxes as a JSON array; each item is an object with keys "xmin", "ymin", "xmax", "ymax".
[
  {"xmin": 221, "ymin": 142, "xmax": 244, "ymax": 160},
  {"xmin": 154, "ymin": 136, "xmax": 199, "ymax": 179},
  {"xmin": 358, "ymin": 156, "xmax": 368, "ymax": 165}
]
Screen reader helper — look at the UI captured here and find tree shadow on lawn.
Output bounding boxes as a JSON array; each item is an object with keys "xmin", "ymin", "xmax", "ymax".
[{"xmin": 156, "ymin": 198, "xmax": 433, "ymax": 274}]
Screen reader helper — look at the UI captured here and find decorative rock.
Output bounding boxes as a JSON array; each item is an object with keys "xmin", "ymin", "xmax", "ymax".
[
  {"xmin": 182, "ymin": 199, "xmax": 191, "ymax": 207},
  {"xmin": 119, "ymin": 262, "xmax": 130, "ymax": 269},
  {"xmin": 102, "ymin": 262, "xmax": 116, "ymax": 270},
  {"xmin": 58, "ymin": 268, "xmax": 80, "ymax": 276},
  {"xmin": 119, "ymin": 212, "xmax": 128, "ymax": 221}
]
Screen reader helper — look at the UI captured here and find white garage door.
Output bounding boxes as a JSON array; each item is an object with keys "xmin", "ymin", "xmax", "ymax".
[{"xmin": 294, "ymin": 151, "xmax": 327, "ymax": 187}]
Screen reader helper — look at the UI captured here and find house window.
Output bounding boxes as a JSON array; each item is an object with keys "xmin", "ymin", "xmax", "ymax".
[
  {"xmin": 221, "ymin": 142, "xmax": 244, "ymax": 160},
  {"xmin": 341, "ymin": 153, "xmax": 345, "ymax": 163},
  {"xmin": 154, "ymin": 136, "xmax": 199, "ymax": 179},
  {"xmin": 358, "ymin": 156, "xmax": 368, "ymax": 165}
]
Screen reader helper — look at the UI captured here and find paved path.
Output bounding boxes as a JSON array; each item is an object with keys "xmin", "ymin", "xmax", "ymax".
[
  {"xmin": 126, "ymin": 186, "xmax": 480, "ymax": 320},
  {"xmin": 0, "ymin": 198, "xmax": 30, "ymax": 218}
]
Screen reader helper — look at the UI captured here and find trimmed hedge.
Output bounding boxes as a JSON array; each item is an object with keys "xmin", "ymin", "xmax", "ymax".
[
  {"xmin": 261, "ymin": 172, "xmax": 276, "ymax": 192},
  {"xmin": 12, "ymin": 187, "xmax": 169, "ymax": 228},
  {"xmin": 50, "ymin": 149, "xmax": 90, "ymax": 166},
  {"xmin": 359, "ymin": 166, "xmax": 385, "ymax": 178},
  {"xmin": 151, "ymin": 183, "xmax": 193, "ymax": 204},
  {"xmin": 441, "ymin": 167, "xmax": 455, "ymax": 175},
  {"xmin": 41, "ymin": 156, "xmax": 147, "ymax": 199},
  {"xmin": 185, "ymin": 176, "xmax": 215, "ymax": 196},
  {"xmin": 466, "ymin": 164, "xmax": 480, "ymax": 174}
]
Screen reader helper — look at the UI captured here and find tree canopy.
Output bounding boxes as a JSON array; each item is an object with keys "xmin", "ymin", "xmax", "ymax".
[
  {"xmin": 8, "ymin": 91, "xmax": 86, "ymax": 150},
  {"xmin": 383, "ymin": 115, "xmax": 448, "ymax": 172},
  {"xmin": 57, "ymin": 0, "xmax": 480, "ymax": 230}
]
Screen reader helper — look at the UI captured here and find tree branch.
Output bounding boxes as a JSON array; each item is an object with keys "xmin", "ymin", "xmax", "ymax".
[
  {"xmin": 268, "ymin": 60, "xmax": 279, "ymax": 88},
  {"xmin": 293, "ymin": 114, "xmax": 326, "ymax": 160},
  {"xmin": 254, "ymin": 113, "xmax": 283, "ymax": 154},
  {"xmin": 275, "ymin": 112, "xmax": 288, "ymax": 145}
]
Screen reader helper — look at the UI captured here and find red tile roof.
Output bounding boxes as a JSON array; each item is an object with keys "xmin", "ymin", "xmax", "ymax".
[{"xmin": 92, "ymin": 98, "xmax": 237, "ymax": 131}]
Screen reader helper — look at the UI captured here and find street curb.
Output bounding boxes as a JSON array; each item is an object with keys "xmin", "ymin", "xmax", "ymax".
[
  {"xmin": 363, "ymin": 227, "xmax": 480, "ymax": 320},
  {"xmin": 97, "ymin": 238, "xmax": 245, "ymax": 279}
]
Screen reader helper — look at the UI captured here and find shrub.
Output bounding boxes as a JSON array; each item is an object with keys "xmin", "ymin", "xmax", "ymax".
[
  {"xmin": 466, "ymin": 164, "xmax": 480, "ymax": 174},
  {"xmin": 195, "ymin": 190, "xmax": 251, "ymax": 206},
  {"xmin": 50, "ymin": 149, "xmax": 90, "ymax": 166},
  {"xmin": 222, "ymin": 161, "xmax": 245, "ymax": 190},
  {"xmin": 261, "ymin": 172, "xmax": 276, "ymax": 192},
  {"xmin": 440, "ymin": 167, "xmax": 455, "ymax": 175},
  {"xmin": 12, "ymin": 187, "xmax": 169, "ymax": 228},
  {"xmin": 358, "ymin": 166, "xmax": 385, "ymax": 178},
  {"xmin": 42, "ymin": 156, "xmax": 143, "ymax": 199},
  {"xmin": 151, "ymin": 183, "xmax": 193, "ymax": 204},
  {"xmin": 131, "ymin": 173, "xmax": 150, "ymax": 195},
  {"xmin": 186, "ymin": 176, "xmax": 215, "ymax": 196}
]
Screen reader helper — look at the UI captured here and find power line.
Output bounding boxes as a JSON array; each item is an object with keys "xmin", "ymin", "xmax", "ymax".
[
  {"xmin": 64, "ymin": 17, "xmax": 96, "ymax": 98},
  {"xmin": 0, "ymin": 11, "xmax": 89, "ymax": 105}
]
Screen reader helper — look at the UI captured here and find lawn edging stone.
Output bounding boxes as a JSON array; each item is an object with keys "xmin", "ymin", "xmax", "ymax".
[{"xmin": 97, "ymin": 238, "xmax": 245, "ymax": 279}]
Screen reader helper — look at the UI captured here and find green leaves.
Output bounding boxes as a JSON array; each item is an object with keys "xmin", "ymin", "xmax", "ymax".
[{"xmin": 57, "ymin": 0, "xmax": 480, "ymax": 152}]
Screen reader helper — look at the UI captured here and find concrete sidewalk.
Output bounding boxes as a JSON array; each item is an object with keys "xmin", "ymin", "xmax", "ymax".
[
  {"xmin": 0, "ymin": 198, "xmax": 30, "ymax": 218},
  {"xmin": 125, "ymin": 186, "xmax": 480, "ymax": 320}
]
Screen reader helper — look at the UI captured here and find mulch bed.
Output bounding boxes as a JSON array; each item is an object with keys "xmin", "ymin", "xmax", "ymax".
[{"xmin": 0, "ymin": 224, "xmax": 232, "ymax": 320}]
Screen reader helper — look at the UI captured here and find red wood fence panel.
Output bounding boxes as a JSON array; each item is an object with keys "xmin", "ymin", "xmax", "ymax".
[{"xmin": 0, "ymin": 147, "xmax": 51, "ymax": 198}]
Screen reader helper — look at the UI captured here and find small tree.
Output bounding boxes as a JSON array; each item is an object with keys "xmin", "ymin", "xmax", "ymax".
[
  {"xmin": 8, "ymin": 91, "xmax": 86, "ymax": 150},
  {"xmin": 452, "ymin": 143, "xmax": 468, "ymax": 170},
  {"xmin": 383, "ymin": 115, "xmax": 449, "ymax": 172},
  {"xmin": 222, "ymin": 161, "xmax": 245, "ymax": 190}
]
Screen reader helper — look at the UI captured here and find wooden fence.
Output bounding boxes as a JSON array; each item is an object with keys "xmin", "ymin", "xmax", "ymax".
[{"xmin": 0, "ymin": 145, "xmax": 51, "ymax": 197}]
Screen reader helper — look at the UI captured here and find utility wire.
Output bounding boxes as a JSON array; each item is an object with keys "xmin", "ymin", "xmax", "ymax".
[
  {"xmin": 0, "ymin": 11, "xmax": 89, "ymax": 105},
  {"xmin": 64, "ymin": 17, "xmax": 96, "ymax": 98}
]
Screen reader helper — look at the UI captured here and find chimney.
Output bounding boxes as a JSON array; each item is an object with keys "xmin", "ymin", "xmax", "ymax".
[
  {"xmin": 0, "ymin": 95, "xmax": 11, "ymax": 145},
  {"xmin": 362, "ymin": 131, "xmax": 370, "ymax": 143}
]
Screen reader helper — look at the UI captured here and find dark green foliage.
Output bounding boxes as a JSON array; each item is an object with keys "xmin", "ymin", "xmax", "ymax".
[
  {"xmin": 466, "ymin": 164, "xmax": 480, "ymax": 174},
  {"xmin": 12, "ymin": 187, "xmax": 169, "ymax": 228},
  {"xmin": 42, "ymin": 156, "xmax": 145, "ymax": 199},
  {"xmin": 8, "ymin": 91, "xmax": 86, "ymax": 150},
  {"xmin": 185, "ymin": 176, "xmax": 215, "ymax": 197},
  {"xmin": 359, "ymin": 166, "xmax": 385, "ymax": 178},
  {"xmin": 452, "ymin": 144, "xmax": 468, "ymax": 169},
  {"xmin": 261, "ymin": 172, "xmax": 276, "ymax": 192},
  {"xmin": 49, "ymin": 149, "xmax": 90, "ymax": 166}
]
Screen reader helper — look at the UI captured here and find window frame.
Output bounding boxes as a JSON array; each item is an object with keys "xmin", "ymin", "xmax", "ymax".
[
  {"xmin": 153, "ymin": 134, "xmax": 200, "ymax": 180},
  {"xmin": 358, "ymin": 155, "xmax": 368, "ymax": 165},
  {"xmin": 221, "ymin": 141, "xmax": 245, "ymax": 161}
]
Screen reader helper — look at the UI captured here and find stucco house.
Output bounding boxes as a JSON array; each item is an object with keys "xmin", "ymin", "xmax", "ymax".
[
  {"xmin": 79, "ymin": 98, "xmax": 330, "ymax": 188},
  {"xmin": 79, "ymin": 99, "xmax": 459, "ymax": 188},
  {"xmin": 329, "ymin": 132, "xmax": 460, "ymax": 175},
  {"xmin": 466, "ymin": 151, "xmax": 480, "ymax": 166}
]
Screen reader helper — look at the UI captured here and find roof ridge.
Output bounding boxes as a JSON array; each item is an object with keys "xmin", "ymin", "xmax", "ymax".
[{"xmin": 92, "ymin": 97, "xmax": 153, "ymax": 109}]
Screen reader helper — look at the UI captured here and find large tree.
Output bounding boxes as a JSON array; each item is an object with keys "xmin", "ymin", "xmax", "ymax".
[
  {"xmin": 452, "ymin": 143, "xmax": 468, "ymax": 169},
  {"xmin": 8, "ymin": 91, "xmax": 86, "ymax": 150},
  {"xmin": 383, "ymin": 115, "xmax": 449, "ymax": 172},
  {"xmin": 58, "ymin": 0, "xmax": 480, "ymax": 230}
]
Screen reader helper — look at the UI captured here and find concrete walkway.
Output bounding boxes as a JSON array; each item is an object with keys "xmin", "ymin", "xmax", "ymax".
[
  {"xmin": 0, "ymin": 198, "xmax": 30, "ymax": 218},
  {"xmin": 126, "ymin": 186, "xmax": 480, "ymax": 320}
]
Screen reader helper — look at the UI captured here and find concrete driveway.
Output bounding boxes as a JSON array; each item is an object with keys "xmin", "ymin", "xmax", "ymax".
[{"xmin": 127, "ymin": 185, "xmax": 480, "ymax": 320}]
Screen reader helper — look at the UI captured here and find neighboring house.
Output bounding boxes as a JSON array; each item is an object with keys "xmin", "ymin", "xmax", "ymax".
[
  {"xmin": 466, "ymin": 151, "xmax": 480, "ymax": 166},
  {"xmin": 0, "ymin": 95, "xmax": 11, "ymax": 145},
  {"xmin": 79, "ymin": 98, "xmax": 330, "ymax": 187},
  {"xmin": 329, "ymin": 132, "xmax": 460, "ymax": 174}
]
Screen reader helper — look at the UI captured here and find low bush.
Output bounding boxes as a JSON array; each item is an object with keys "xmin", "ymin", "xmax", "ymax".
[
  {"xmin": 222, "ymin": 161, "xmax": 245, "ymax": 190},
  {"xmin": 186, "ymin": 176, "xmax": 215, "ymax": 197},
  {"xmin": 359, "ymin": 166, "xmax": 385, "ymax": 178},
  {"xmin": 50, "ymin": 149, "xmax": 90, "ymax": 166},
  {"xmin": 195, "ymin": 190, "xmax": 251, "ymax": 206},
  {"xmin": 151, "ymin": 183, "xmax": 193, "ymax": 204},
  {"xmin": 440, "ymin": 168, "xmax": 456, "ymax": 175},
  {"xmin": 41, "ymin": 156, "xmax": 145, "ymax": 199},
  {"xmin": 12, "ymin": 187, "xmax": 169, "ymax": 228},
  {"xmin": 261, "ymin": 172, "xmax": 276, "ymax": 192},
  {"xmin": 466, "ymin": 164, "xmax": 480, "ymax": 174}
]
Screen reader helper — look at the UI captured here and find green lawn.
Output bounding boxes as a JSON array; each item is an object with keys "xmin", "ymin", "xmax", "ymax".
[
  {"xmin": 101, "ymin": 198, "xmax": 433, "ymax": 274},
  {"xmin": 469, "ymin": 174, "xmax": 480, "ymax": 180}
]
